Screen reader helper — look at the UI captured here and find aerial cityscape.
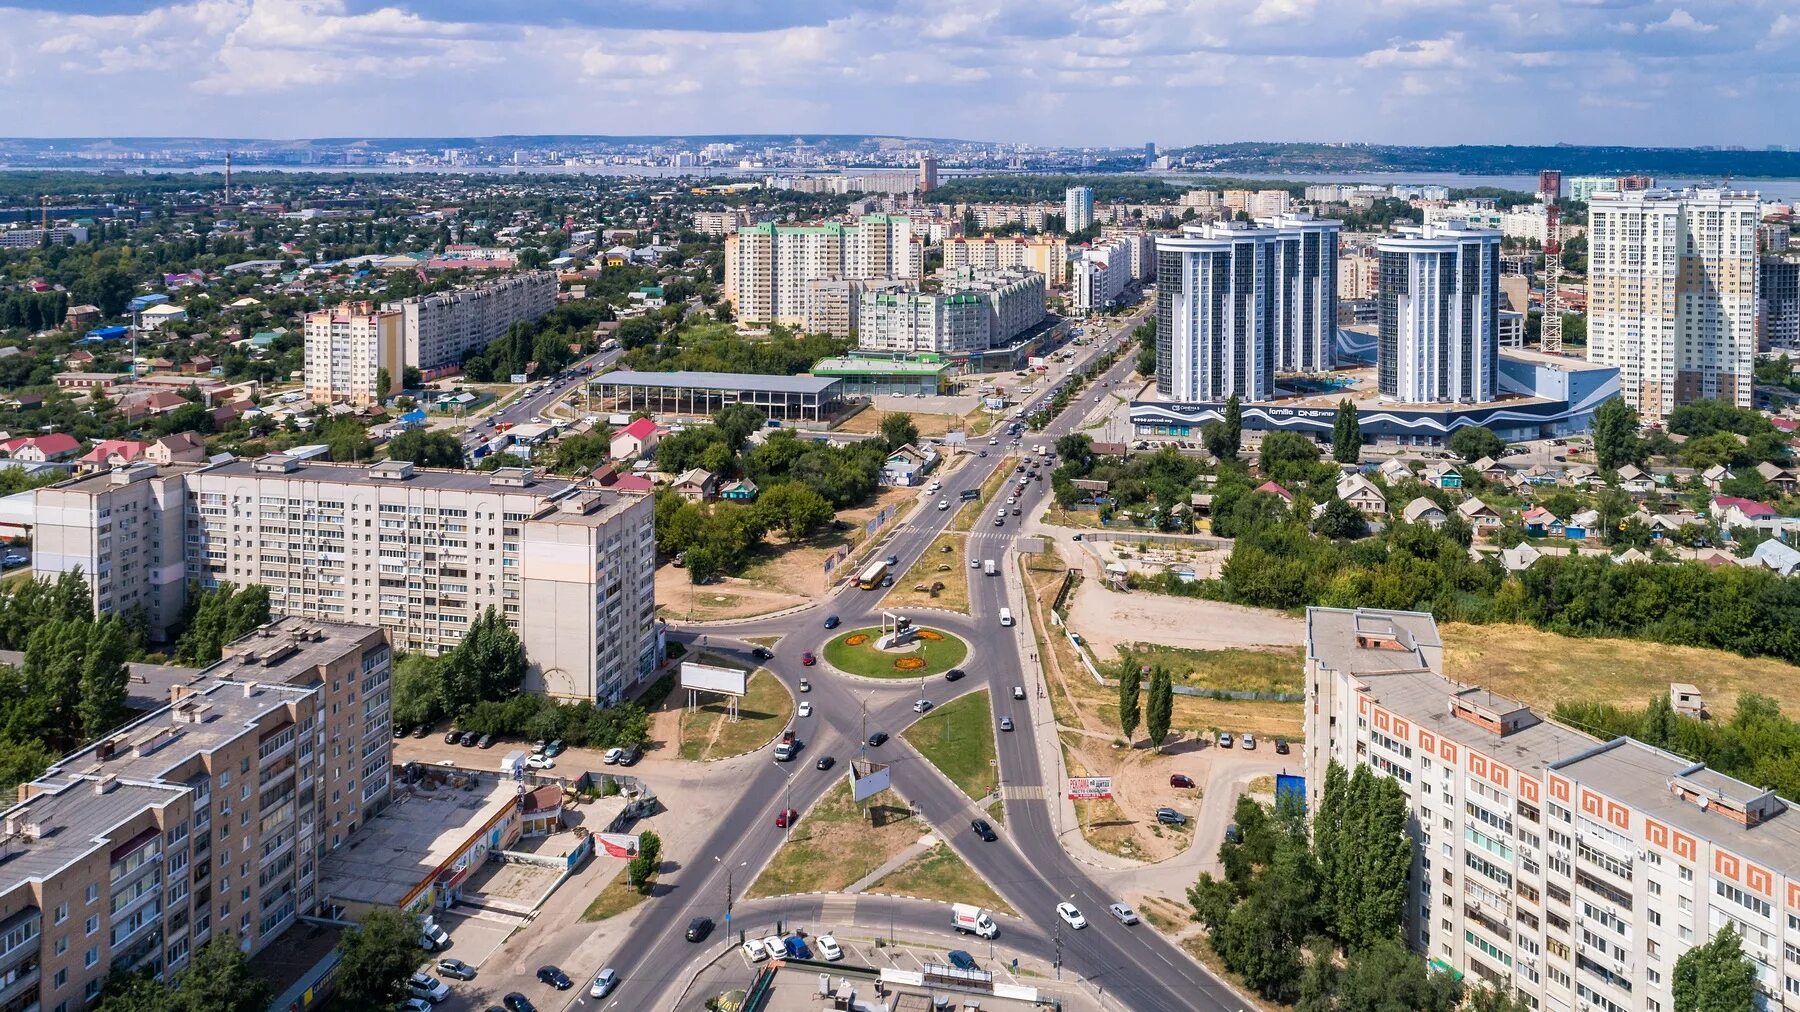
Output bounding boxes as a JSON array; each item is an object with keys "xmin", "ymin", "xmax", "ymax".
[{"xmin": 0, "ymin": 3, "xmax": 1798, "ymax": 1012}]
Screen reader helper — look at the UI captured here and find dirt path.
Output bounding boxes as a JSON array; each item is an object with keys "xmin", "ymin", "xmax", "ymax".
[{"xmin": 1065, "ymin": 580, "xmax": 1304, "ymax": 660}]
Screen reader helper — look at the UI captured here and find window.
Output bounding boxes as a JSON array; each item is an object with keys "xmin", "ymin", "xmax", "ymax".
[
  {"xmin": 85, "ymin": 884, "xmax": 98, "ymax": 904},
  {"xmin": 84, "ymin": 947, "xmax": 97, "ymax": 968},
  {"xmin": 54, "ymin": 902, "xmax": 67, "ymax": 924},
  {"xmin": 1714, "ymin": 878, "xmax": 1773, "ymax": 919},
  {"xmin": 85, "ymin": 915, "xmax": 98, "ymax": 936}
]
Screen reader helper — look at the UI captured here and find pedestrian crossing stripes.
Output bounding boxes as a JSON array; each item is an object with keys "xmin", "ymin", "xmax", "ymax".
[
  {"xmin": 896, "ymin": 525, "xmax": 1016, "ymax": 540},
  {"xmin": 1002, "ymin": 786, "xmax": 1047, "ymax": 800}
]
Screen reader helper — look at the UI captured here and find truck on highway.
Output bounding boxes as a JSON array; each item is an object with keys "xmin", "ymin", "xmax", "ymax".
[
  {"xmin": 951, "ymin": 903, "xmax": 999, "ymax": 939},
  {"xmin": 857, "ymin": 560, "xmax": 889, "ymax": 591},
  {"xmin": 983, "ymin": 559, "xmax": 996, "ymax": 576}
]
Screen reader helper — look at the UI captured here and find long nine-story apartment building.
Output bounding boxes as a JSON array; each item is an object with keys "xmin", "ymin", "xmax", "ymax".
[
  {"xmin": 32, "ymin": 456, "xmax": 658, "ymax": 705},
  {"xmin": 1306, "ymin": 606, "xmax": 1800, "ymax": 1011},
  {"xmin": 0, "ymin": 617, "xmax": 390, "ymax": 1012}
]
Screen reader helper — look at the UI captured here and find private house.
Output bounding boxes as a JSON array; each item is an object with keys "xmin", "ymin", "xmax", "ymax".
[
  {"xmin": 1499, "ymin": 542, "xmax": 1543, "ymax": 572},
  {"xmin": 64, "ymin": 304, "xmax": 101, "ymax": 329},
  {"xmin": 1755, "ymin": 461, "xmax": 1799, "ymax": 495},
  {"xmin": 1468, "ymin": 456, "xmax": 1509, "ymax": 482},
  {"xmin": 77, "ymin": 438, "xmax": 148, "ymax": 473},
  {"xmin": 882, "ymin": 443, "xmax": 940, "ymax": 487},
  {"xmin": 1565, "ymin": 508, "xmax": 1599, "ymax": 540},
  {"xmin": 1401, "ymin": 497, "xmax": 1447, "ymax": 528},
  {"xmin": 1562, "ymin": 465, "xmax": 1599, "ymax": 487},
  {"xmin": 1642, "ymin": 512, "xmax": 1702, "ymax": 541},
  {"xmin": 0, "ymin": 433, "xmax": 80, "ymax": 462},
  {"xmin": 1615, "ymin": 464, "xmax": 1654, "ymax": 495},
  {"xmin": 673, "ymin": 468, "xmax": 717, "ymax": 502},
  {"xmin": 1424, "ymin": 462, "xmax": 1461, "ymax": 489},
  {"xmin": 1700, "ymin": 464, "xmax": 1734, "ymax": 491},
  {"xmin": 1744, "ymin": 539, "xmax": 1800, "ymax": 577},
  {"xmin": 1711, "ymin": 496, "xmax": 1778, "ymax": 530},
  {"xmin": 1335, "ymin": 473, "xmax": 1387, "ymax": 517},
  {"xmin": 137, "ymin": 303, "xmax": 188, "ymax": 330},
  {"xmin": 610, "ymin": 417, "xmax": 660, "ymax": 461},
  {"xmin": 1254, "ymin": 480, "xmax": 1295, "ymax": 504},
  {"xmin": 719, "ymin": 478, "xmax": 759, "ymax": 501},
  {"xmin": 1455, "ymin": 496, "xmax": 1504, "ymax": 536},
  {"xmin": 1377, "ymin": 458, "xmax": 1413, "ymax": 484},
  {"xmin": 1520, "ymin": 506, "xmax": 1565, "ymax": 539},
  {"xmin": 146, "ymin": 431, "xmax": 207, "ymax": 465}
]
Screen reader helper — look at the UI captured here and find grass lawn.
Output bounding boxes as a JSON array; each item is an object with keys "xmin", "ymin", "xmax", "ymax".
[
  {"xmin": 903, "ymin": 690, "xmax": 998, "ymax": 800},
  {"xmin": 1442, "ymin": 622, "xmax": 1800, "ymax": 716},
  {"xmin": 1114, "ymin": 644, "xmax": 1304, "ymax": 696},
  {"xmin": 950, "ymin": 456, "xmax": 1016, "ymax": 533},
  {"xmin": 677, "ymin": 667, "xmax": 794, "ymax": 761},
  {"xmin": 581, "ymin": 865, "xmax": 651, "ymax": 922},
  {"xmin": 746, "ymin": 779, "xmax": 919, "ymax": 898},
  {"xmin": 884, "ymin": 532, "xmax": 970, "ymax": 613},
  {"xmin": 869, "ymin": 842, "xmax": 1015, "ymax": 916},
  {"xmin": 823, "ymin": 626, "xmax": 968, "ymax": 679}
]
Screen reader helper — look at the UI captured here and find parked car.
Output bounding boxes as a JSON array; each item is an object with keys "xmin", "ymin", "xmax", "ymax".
[
  {"xmin": 476, "ymin": 733, "xmax": 495, "ymax": 749},
  {"xmin": 617, "ymin": 744, "xmax": 641, "ymax": 766},
  {"xmin": 436, "ymin": 959, "xmax": 476, "ymax": 981},
  {"xmin": 815, "ymin": 755, "xmax": 835, "ymax": 771},
  {"xmin": 1169, "ymin": 773, "xmax": 1195, "ymax": 789},
  {"xmin": 502, "ymin": 994, "xmax": 535, "ymax": 1012},
  {"xmin": 411, "ymin": 725, "xmax": 429, "ymax": 738},
  {"xmin": 775, "ymin": 808, "xmax": 799, "ymax": 828},
  {"xmin": 816, "ymin": 934, "xmax": 844, "ymax": 960},
  {"xmin": 525, "ymin": 754, "xmax": 554, "ymax": 770},
  {"xmin": 760, "ymin": 935, "xmax": 784, "ymax": 960},
  {"xmin": 947, "ymin": 950, "xmax": 979, "ymax": 971},
  {"xmin": 1156, "ymin": 807, "xmax": 1188, "ymax": 826},
  {"xmin": 971, "ymin": 819, "xmax": 997, "ymax": 842},
  {"xmin": 406, "ymin": 973, "xmax": 450, "ymax": 1003},
  {"xmin": 1056, "ymin": 903, "xmax": 1088, "ymax": 930},
  {"xmin": 686, "ymin": 916, "xmax": 714, "ymax": 942},
  {"xmin": 589, "ymin": 969, "xmax": 618, "ymax": 998},
  {"xmin": 458, "ymin": 731, "xmax": 478, "ymax": 747},
  {"xmin": 398, "ymin": 1000, "xmax": 432, "ymax": 1012},
  {"xmin": 1217, "ymin": 731, "xmax": 1233, "ymax": 749},
  {"xmin": 603, "ymin": 747, "xmax": 623, "ymax": 765},
  {"xmin": 535, "ymin": 966, "xmax": 571, "ymax": 990},
  {"xmin": 741, "ymin": 938, "xmax": 769, "ymax": 962},
  {"xmin": 544, "ymin": 740, "xmax": 565, "ymax": 757},
  {"xmin": 1274, "ymin": 737, "xmax": 1290, "ymax": 755},
  {"xmin": 1241, "ymin": 734, "xmax": 1256, "ymax": 750},
  {"xmin": 783, "ymin": 936, "xmax": 813, "ymax": 960},
  {"xmin": 1108, "ymin": 903, "xmax": 1140, "ymax": 926},
  {"xmin": 443, "ymin": 730, "xmax": 460, "ymax": 745},
  {"xmin": 393, "ymin": 725, "xmax": 406, "ymax": 739}
]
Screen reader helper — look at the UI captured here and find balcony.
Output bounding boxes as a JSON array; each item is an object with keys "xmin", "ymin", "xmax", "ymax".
[{"xmin": 0, "ymin": 959, "xmax": 39, "ymax": 1010}]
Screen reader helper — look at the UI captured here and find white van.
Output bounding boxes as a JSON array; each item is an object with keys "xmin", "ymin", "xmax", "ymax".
[
  {"xmin": 998, "ymin": 607, "xmax": 1014, "ymax": 627},
  {"xmin": 983, "ymin": 559, "xmax": 996, "ymax": 576}
]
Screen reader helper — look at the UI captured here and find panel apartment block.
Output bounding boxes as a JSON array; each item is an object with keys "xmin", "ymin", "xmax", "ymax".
[
  {"xmin": 1588, "ymin": 188, "xmax": 1760, "ymax": 421},
  {"xmin": 302, "ymin": 302, "xmax": 402, "ymax": 406},
  {"xmin": 33, "ymin": 458, "xmax": 658, "ymax": 705},
  {"xmin": 381, "ymin": 270, "xmax": 557, "ymax": 375},
  {"xmin": 1378, "ymin": 223, "xmax": 1501, "ymax": 404},
  {"xmin": 723, "ymin": 215, "xmax": 923, "ymax": 327},
  {"xmin": 0, "ymin": 617, "xmax": 389, "ymax": 1011},
  {"xmin": 1306, "ymin": 606, "xmax": 1800, "ymax": 1012}
]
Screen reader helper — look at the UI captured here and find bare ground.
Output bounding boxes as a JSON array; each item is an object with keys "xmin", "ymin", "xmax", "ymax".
[{"xmin": 1064, "ymin": 580, "xmax": 1304, "ymax": 659}]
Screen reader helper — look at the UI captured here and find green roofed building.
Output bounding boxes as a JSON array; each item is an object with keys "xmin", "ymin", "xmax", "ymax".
[{"xmin": 811, "ymin": 355, "xmax": 951, "ymax": 396}]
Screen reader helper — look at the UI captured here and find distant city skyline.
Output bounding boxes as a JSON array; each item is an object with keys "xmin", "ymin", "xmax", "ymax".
[{"xmin": 2, "ymin": 0, "xmax": 1793, "ymax": 147}]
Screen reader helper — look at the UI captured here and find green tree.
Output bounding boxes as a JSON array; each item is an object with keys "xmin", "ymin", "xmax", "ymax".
[
  {"xmin": 384, "ymin": 429, "xmax": 465, "ymax": 468},
  {"xmin": 1259, "ymin": 431, "xmax": 1320, "ymax": 473},
  {"xmin": 1312, "ymin": 498, "xmax": 1367, "ymax": 540},
  {"xmin": 1145, "ymin": 664, "xmax": 1173, "ymax": 752},
  {"xmin": 173, "ymin": 583, "xmax": 271, "ymax": 665},
  {"xmin": 1448, "ymin": 425, "xmax": 1506, "ymax": 463},
  {"xmin": 78, "ymin": 616, "xmax": 132, "ymax": 741},
  {"xmin": 392, "ymin": 654, "xmax": 444, "ymax": 728},
  {"xmin": 548, "ymin": 431, "xmax": 612, "ymax": 475},
  {"xmin": 321, "ymin": 417, "xmax": 374, "ymax": 462},
  {"xmin": 333, "ymin": 907, "xmax": 424, "ymax": 1008},
  {"xmin": 1117, "ymin": 661, "xmax": 1142, "ymax": 745},
  {"xmin": 1206, "ymin": 395, "xmax": 1242, "ymax": 460},
  {"xmin": 403, "ymin": 366, "xmax": 423, "ymax": 389},
  {"xmin": 879, "ymin": 412, "xmax": 920, "ymax": 452},
  {"xmin": 1593, "ymin": 396, "xmax": 1642, "ymax": 471},
  {"xmin": 1055, "ymin": 433, "xmax": 1095, "ymax": 473},
  {"xmin": 1672, "ymin": 925, "xmax": 1758, "ymax": 1012},
  {"xmin": 376, "ymin": 366, "xmax": 392, "ymax": 400},
  {"xmin": 1311, "ymin": 761, "xmax": 1351, "ymax": 941},
  {"xmin": 629, "ymin": 829, "xmax": 663, "ymax": 891},
  {"xmin": 1330, "ymin": 399, "xmax": 1361, "ymax": 464}
]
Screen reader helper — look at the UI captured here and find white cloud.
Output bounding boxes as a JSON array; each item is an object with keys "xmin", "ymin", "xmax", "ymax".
[{"xmin": 1645, "ymin": 8, "xmax": 1716, "ymax": 33}]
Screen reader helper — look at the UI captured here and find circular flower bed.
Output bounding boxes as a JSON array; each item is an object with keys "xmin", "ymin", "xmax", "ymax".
[
  {"xmin": 916, "ymin": 629, "xmax": 944, "ymax": 641},
  {"xmin": 821, "ymin": 625, "xmax": 970, "ymax": 679},
  {"xmin": 894, "ymin": 656, "xmax": 927, "ymax": 671},
  {"xmin": 844, "ymin": 633, "xmax": 870, "ymax": 646}
]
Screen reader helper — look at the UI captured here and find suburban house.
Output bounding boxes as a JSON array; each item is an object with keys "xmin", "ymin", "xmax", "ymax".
[
  {"xmin": 1615, "ymin": 464, "xmax": 1655, "ymax": 494},
  {"xmin": 1562, "ymin": 465, "xmax": 1599, "ymax": 487},
  {"xmin": 1254, "ymin": 480, "xmax": 1295, "ymax": 504},
  {"xmin": 1711, "ymin": 496, "xmax": 1779, "ymax": 530},
  {"xmin": 610, "ymin": 417, "xmax": 660, "ymax": 461},
  {"xmin": 146, "ymin": 431, "xmax": 207, "ymax": 465},
  {"xmin": 1701, "ymin": 464, "xmax": 1734, "ymax": 491},
  {"xmin": 0, "ymin": 433, "xmax": 80, "ymax": 462},
  {"xmin": 1424, "ymin": 462, "xmax": 1461, "ymax": 489},
  {"xmin": 1520, "ymin": 506, "xmax": 1565, "ymax": 539},
  {"xmin": 1455, "ymin": 496, "xmax": 1504, "ymax": 536},
  {"xmin": 1500, "ymin": 542, "xmax": 1543, "ymax": 572},
  {"xmin": 1744, "ymin": 539, "xmax": 1800, "ymax": 577},
  {"xmin": 1565, "ymin": 509, "xmax": 1599, "ymax": 540},
  {"xmin": 1401, "ymin": 497, "xmax": 1447, "ymax": 528},
  {"xmin": 1467, "ymin": 456, "xmax": 1509, "ymax": 482},
  {"xmin": 1334, "ymin": 473, "xmax": 1387, "ymax": 517},
  {"xmin": 672, "ymin": 468, "xmax": 717, "ymax": 502},
  {"xmin": 77, "ymin": 439, "xmax": 148, "ymax": 472},
  {"xmin": 1377, "ymin": 458, "xmax": 1413, "ymax": 484},
  {"xmin": 882, "ymin": 443, "xmax": 940, "ymax": 487},
  {"xmin": 1756, "ymin": 461, "xmax": 1799, "ymax": 495},
  {"xmin": 719, "ymin": 478, "xmax": 759, "ymax": 501}
]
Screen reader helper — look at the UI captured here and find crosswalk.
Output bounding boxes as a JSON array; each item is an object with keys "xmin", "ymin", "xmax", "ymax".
[{"xmin": 894, "ymin": 524, "xmax": 1017, "ymax": 542}]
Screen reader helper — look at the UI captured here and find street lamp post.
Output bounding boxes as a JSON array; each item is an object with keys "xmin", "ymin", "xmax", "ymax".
[{"xmin": 714, "ymin": 855, "xmax": 745, "ymax": 941}]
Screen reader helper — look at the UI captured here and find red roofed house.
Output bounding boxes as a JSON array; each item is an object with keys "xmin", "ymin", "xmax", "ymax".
[
  {"xmin": 1254, "ymin": 480, "xmax": 1294, "ymax": 503},
  {"xmin": 0, "ymin": 433, "xmax": 80, "ymax": 462},
  {"xmin": 78, "ymin": 439, "xmax": 148, "ymax": 473},
  {"xmin": 1711, "ymin": 496, "xmax": 1779, "ymax": 530},
  {"xmin": 611, "ymin": 475, "xmax": 655, "ymax": 494},
  {"xmin": 146, "ymin": 431, "xmax": 207, "ymax": 465},
  {"xmin": 610, "ymin": 417, "xmax": 660, "ymax": 461}
]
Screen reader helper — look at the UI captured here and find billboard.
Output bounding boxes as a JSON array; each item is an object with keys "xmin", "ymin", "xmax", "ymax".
[
  {"xmin": 510, "ymin": 373, "xmax": 529, "ymax": 384},
  {"xmin": 680, "ymin": 661, "xmax": 747, "ymax": 697},
  {"xmin": 596, "ymin": 832, "xmax": 640, "ymax": 859},
  {"xmin": 1066, "ymin": 777, "xmax": 1113, "ymax": 800},
  {"xmin": 850, "ymin": 759, "xmax": 892, "ymax": 803}
]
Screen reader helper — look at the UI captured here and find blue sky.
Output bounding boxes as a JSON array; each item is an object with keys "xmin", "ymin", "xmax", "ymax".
[{"xmin": 1, "ymin": 0, "xmax": 1791, "ymax": 146}]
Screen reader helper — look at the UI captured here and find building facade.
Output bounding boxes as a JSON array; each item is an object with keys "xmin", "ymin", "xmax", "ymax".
[
  {"xmin": 1587, "ymin": 188, "xmax": 1761, "ymax": 420},
  {"xmin": 0, "ymin": 617, "xmax": 390, "ymax": 1010},
  {"xmin": 1761, "ymin": 255, "xmax": 1800, "ymax": 351},
  {"xmin": 383, "ymin": 271, "xmax": 557, "ymax": 376},
  {"xmin": 723, "ymin": 215, "xmax": 923, "ymax": 326},
  {"xmin": 33, "ymin": 459, "xmax": 658, "ymax": 704},
  {"xmin": 1306, "ymin": 605, "xmax": 1800, "ymax": 1012},
  {"xmin": 1073, "ymin": 237, "xmax": 1131, "ymax": 315},
  {"xmin": 302, "ymin": 302, "xmax": 402, "ymax": 405},
  {"xmin": 1378, "ymin": 222, "xmax": 1502, "ymax": 404},
  {"xmin": 1262, "ymin": 214, "xmax": 1341, "ymax": 374},
  {"xmin": 857, "ymin": 290, "xmax": 989, "ymax": 355},
  {"xmin": 942, "ymin": 235, "xmax": 1067, "ymax": 286},
  {"xmin": 1064, "ymin": 187, "xmax": 1094, "ymax": 233}
]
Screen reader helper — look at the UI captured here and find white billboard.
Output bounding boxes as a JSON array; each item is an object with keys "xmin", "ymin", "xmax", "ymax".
[
  {"xmin": 1066, "ymin": 776, "xmax": 1113, "ymax": 800},
  {"xmin": 850, "ymin": 759, "xmax": 892, "ymax": 803},
  {"xmin": 679, "ymin": 661, "xmax": 747, "ymax": 697}
]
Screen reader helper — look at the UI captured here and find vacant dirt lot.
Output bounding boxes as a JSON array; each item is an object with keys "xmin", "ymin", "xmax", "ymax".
[{"xmin": 1066, "ymin": 581, "xmax": 1304, "ymax": 659}]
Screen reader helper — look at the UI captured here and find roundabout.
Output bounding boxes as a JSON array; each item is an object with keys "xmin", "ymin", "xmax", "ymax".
[{"xmin": 822, "ymin": 622, "xmax": 969, "ymax": 678}]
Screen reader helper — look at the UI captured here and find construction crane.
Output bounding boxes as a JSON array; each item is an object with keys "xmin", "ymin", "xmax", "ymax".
[{"xmin": 1540, "ymin": 174, "xmax": 1564, "ymax": 355}]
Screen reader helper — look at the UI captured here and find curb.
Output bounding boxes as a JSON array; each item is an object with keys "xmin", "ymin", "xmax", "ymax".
[
  {"xmin": 814, "ymin": 627, "xmax": 979, "ymax": 686},
  {"xmin": 666, "ymin": 601, "xmax": 816, "ymax": 628}
]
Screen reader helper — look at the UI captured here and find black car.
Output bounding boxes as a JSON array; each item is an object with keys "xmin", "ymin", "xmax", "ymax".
[
  {"xmin": 437, "ymin": 959, "xmax": 476, "ymax": 981},
  {"xmin": 867, "ymin": 732, "xmax": 888, "ymax": 747},
  {"xmin": 459, "ymin": 730, "xmax": 478, "ymax": 747},
  {"xmin": 1274, "ymin": 737, "xmax": 1290, "ymax": 755},
  {"xmin": 444, "ymin": 730, "xmax": 460, "ymax": 744},
  {"xmin": 971, "ymin": 819, "xmax": 997, "ymax": 842},
  {"xmin": 617, "ymin": 744, "xmax": 641, "ymax": 766},
  {"xmin": 945, "ymin": 668, "xmax": 965, "ymax": 682},
  {"xmin": 823, "ymin": 614, "xmax": 840, "ymax": 629},
  {"xmin": 503, "ymin": 994, "xmax": 536, "ymax": 1012},
  {"xmin": 536, "ymin": 965, "xmax": 572, "ymax": 990},
  {"xmin": 477, "ymin": 733, "xmax": 496, "ymax": 749},
  {"xmin": 411, "ymin": 725, "xmax": 428, "ymax": 738},
  {"xmin": 816, "ymin": 755, "xmax": 835, "ymax": 771},
  {"xmin": 751, "ymin": 646, "xmax": 773, "ymax": 660},
  {"xmin": 686, "ymin": 916, "xmax": 714, "ymax": 942},
  {"xmin": 947, "ymin": 949, "xmax": 979, "ymax": 971},
  {"xmin": 393, "ymin": 725, "xmax": 405, "ymax": 739}
]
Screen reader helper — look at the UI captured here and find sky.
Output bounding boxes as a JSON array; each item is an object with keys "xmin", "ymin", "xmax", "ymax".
[{"xmin": 1, "ymin": 0, "xmax": 1794, "ymax": 147}]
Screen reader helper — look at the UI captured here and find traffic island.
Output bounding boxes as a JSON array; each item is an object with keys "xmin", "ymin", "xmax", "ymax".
[
  {"xmin": 746, "ymin": 779, "xmax": 921, "ymax": 898},
  {"xmin": 677, "ymin": 663, "xmax": 794, "ymax": 761},
  {"xmin": 902, "ymin": 689, "xmax": 998, "ymax": 801},
  {"xmin": 822, "ymin": 624, "xmax": 969, "ymax": 679},
  {"xmin": 867, "ymin": 841, "xmax": 1015, "ymax": 916}
]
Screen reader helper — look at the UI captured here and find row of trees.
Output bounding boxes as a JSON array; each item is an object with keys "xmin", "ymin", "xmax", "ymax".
[
  {"xmin": 392, "ymin": 607, "xmax": 527, "ymax": 728},
  {"xmin": 621, "ymin": 321, "xmax": 849, "ymax": 375},
  {"xmin": 454, "ymin": 691, "xmax": 651, "ymax": 750},
  {"xmin": 1116, "ymin": 662, "xmax": 1173, "ymax": 749},
  {"xmin": 97, "ymin": 939, "xmax": 272, "ymax": 1011}
]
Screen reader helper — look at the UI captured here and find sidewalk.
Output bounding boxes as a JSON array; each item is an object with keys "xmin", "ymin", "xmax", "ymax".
[{"xmin": 845, "ymin": 833, "xmax": 938, "ymax": 894}]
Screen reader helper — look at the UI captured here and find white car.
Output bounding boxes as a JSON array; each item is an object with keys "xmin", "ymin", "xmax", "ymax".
[
  {"xmin": 742, "ymin": 938, "xmax": 769, "ymax": 962},
  {"xmin": 913, "ymin": 699, "xmax": 932, "ymax": 713},
  {"xmin": 1057, "ymin": 902, "xmax": 1088, "ymax": 930},
  {"xmin": 760, "ymin": 935, "xmax": 785, "ymax": 959},
  {"xmin": 602, "ymin": 747, "xmax": 624, "ymax": 764},
  {"xmin": 589, "ymin": 969, "xmax": 618, "ymax": 998},
  {"xmin": 398, "ymin": 1000, "xmax": 433, "ymax": 1012},
  {"xmin": 1241, "ymin": 734, "xmax": 1257, "ymax": 751},
  {"xmin": 525, "ymin": 754, "xmax": 555, "ymax": 770},
  {"xmin": 815, "ymin": 934, "xmax": 843, "ymax": 961},
  {"xmin": 797, "ymin": 702, "xmax": 813, "ymax": 718},
  {"xmin": 937, "ymin": 500, "xmax": 950, "ymax": 510}
]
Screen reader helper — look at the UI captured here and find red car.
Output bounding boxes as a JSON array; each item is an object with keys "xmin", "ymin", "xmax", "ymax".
[
  {"xmin": 776, "ymin": 808, "xmax": 799, "ymax": 828},
  {"xmin": 802, "ymin": 651, "xmax": 817, "ymax": 666},
  {"xmin": 1170, "ymin": 774, "xmax": 1195, "ymax": 789}
]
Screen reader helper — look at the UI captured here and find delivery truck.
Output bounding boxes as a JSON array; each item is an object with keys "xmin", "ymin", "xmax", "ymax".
[{"xmin": 951, "ymin": 903, "xmax": 999, "ymax": 939}]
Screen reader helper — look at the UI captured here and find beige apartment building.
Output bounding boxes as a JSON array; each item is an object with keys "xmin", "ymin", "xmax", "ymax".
[
  {"xmin": 1306, "ymin": 606, "xmax": 1800, "ymax": 1012},
  {"xmin": 942, "ymin": 235, "xmax": 1068, "ymax": 286},
  {"xmin": 0, "ymin": 617, "xmax": 390, "ymax": 1012},
  {"xmin": 723, "ymin": 215, "xmax": 923, "ymax": 327},
  {"xmin": 32, "ymin": 457, "xmax": 658, "ymax": 705},
  {"xmin": 302, "ymin": 302, "xmax": 402, "ymax": 405},
  {"xmin": 1588, "ymin": 188, "xmax": 1761, "ymax": 420}
]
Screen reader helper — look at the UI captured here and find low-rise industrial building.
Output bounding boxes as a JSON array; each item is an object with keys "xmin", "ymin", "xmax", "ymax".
[{"xmin": 590, "ymin": 371, "xmax": 848, "ymax": 423}]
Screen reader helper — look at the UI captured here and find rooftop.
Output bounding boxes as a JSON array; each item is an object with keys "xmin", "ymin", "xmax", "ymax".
[
  {"xmin": 201, "ymin": 456, "xmax": 582, "ymax": 496},
  {"xmin": 593, "ymin": 370, "xmax": 843, "ymax": 396},
  {"xmin": 318, "ymin": 778, "xmax": 518, "ymax": 910}
]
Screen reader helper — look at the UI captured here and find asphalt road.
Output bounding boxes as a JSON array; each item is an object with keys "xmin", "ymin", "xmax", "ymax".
[{"xmin": 456, "ymin": 346, "xmax": 623, "ymax": 453}]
